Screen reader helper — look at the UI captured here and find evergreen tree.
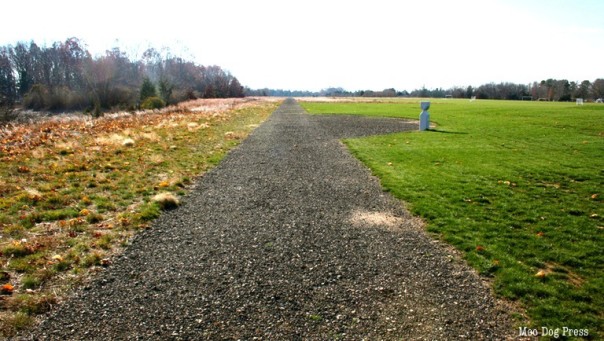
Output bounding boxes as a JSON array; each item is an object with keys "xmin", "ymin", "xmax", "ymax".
[
  {"xmin": 140, "ymin": 77, "xmax": 156, "ymax": 101},
  {"xmin": 158, "ymin": 78, "xmax": 173, "ymax": 104}
]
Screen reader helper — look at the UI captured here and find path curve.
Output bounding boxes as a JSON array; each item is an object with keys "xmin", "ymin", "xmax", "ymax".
[{"xmin": 30, "ymin": 99, "xmax": 513, "ymax": 340}]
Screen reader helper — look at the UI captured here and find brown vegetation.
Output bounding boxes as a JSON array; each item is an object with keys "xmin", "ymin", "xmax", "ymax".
[{"xmin": 0, "ymin": 97, "xmax": 279, "ymax": 336}]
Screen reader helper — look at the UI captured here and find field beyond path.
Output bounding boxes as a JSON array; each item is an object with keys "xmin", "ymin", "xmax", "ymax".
[{"xmin": 32, "ymin": 99, "xmax": 513, "ymax": 339}]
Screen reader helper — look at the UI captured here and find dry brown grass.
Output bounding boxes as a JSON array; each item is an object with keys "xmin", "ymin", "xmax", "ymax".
[
  {"xmin": 151, "ymin": 192, "xmax": 180, "ymax": 210},
  {"xmin": 0, "ymin": 97, "xmax": 280, "ymax": 336},
  {"xmin": 348, "ymin": 209, "xmax": 405, "ymax": 231}
]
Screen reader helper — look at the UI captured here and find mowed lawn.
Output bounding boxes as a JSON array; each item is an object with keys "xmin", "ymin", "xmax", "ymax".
[{"xmin": 301, "ymin": 99, "xmax": 603, "ymax": 338}]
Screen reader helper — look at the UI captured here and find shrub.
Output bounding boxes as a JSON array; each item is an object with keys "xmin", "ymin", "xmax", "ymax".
[
  {"xmin": 96, "ymin": 86, "xmax": 137, "ymax": 111},
  {"xmin": 141, "ymin": 96, "xmax": 165, "ymax": 110},
  {"xmin": 0, "ymin": 104, "xmax": 16, "ymax": 122},
  {"xmin": 172, "ymin": 88, "xmax": 197, "ymax": 103},
  {"xmin": 22, "ymin": 84, "xmax": 48, "ymax": 110},
  {"xmin": 22, "ymin": 85, "xmax": 91, "ymax": 112}
]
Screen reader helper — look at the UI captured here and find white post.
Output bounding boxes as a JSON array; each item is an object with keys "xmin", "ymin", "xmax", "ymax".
[
  {"xmin": 576, "ymin": 98, "xmax": 584, "ymax": 105},
  {"xmin": 419, "ymin": 101, "xmax": 430, "ymax": 131}
]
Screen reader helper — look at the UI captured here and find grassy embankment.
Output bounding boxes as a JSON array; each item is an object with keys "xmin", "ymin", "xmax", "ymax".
[
  {"xmin": 0, "ymin": 98, "xmax": 280, "ymax": 336},
  {"xmin": 301, "ymin": 99, "xmax": 603, "ymax": 339}
]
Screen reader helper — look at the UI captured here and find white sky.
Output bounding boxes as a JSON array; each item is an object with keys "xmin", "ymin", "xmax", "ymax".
[{"xmin": 2, "ymin": 0, "xmax": 603, "ymax": 92}]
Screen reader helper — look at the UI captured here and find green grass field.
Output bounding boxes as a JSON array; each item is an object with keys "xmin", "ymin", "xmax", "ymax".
[{"xmin": 301, "ymin": 99, "xmax": 603, "ymax": 338}]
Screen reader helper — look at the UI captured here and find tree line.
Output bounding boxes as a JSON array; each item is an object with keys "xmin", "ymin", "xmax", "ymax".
[
  {"xmin": 442, "ymin": 79, "xmax": 604, "ymax": 101},
  {"xmin": 247, "ymin": 79, "xmax": 604, "ymax": 101},
  {"xmin": 0, "ymin": 37, "xmax": 244, "ymax": 118}
]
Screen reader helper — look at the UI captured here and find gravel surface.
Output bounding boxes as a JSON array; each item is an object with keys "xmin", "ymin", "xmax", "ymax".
[{"xmin": 29, "ymin": 99, "xmax": 514, "ymax": 340}]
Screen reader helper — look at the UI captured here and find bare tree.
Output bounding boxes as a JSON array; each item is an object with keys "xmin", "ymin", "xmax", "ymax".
[
  {"xmin": 574, "ymin": 80, "xmax": 591, "ymax": 99},
  {"xmin": 592, "ymin": 79, "xmax": 604, "ymax": 100},
  {"xmin": 0, "ymin": 47, "xmax": 16, "ymax": 120},
  {"xmin": 10, "ymin": 42, "xmax": 34, "ymax": 97},
  {"xmin": 1, "ymin": 38, "xmax": 252, "ymax": 115},
  {"xmin": 228, "ymin": 77, "xmax": 244, "ymax": 98}
]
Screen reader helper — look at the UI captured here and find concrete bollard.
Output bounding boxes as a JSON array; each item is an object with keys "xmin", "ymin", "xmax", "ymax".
[{"xmin": 419, "ymin": 101, "xmax": 430, "ymax": 131}]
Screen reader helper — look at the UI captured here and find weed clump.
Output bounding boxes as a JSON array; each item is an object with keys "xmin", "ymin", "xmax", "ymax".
[
  {"xmin": 122, "ymin": 138, "xmax": 135, "ymax": 147},
  {"xmin": 2, "ymin": 243, "xmax": 35, "ymax": 258},
  {"xmin": 151, "ymin": 193, "xmax": 180, "ymax": 210},
  {"xmin": 1, "ymin": 312, "xmax": 34, "ymax": 335},
  {"xmin": 141, "ymin": 97, "xmax": 165, "ymax": 110}
]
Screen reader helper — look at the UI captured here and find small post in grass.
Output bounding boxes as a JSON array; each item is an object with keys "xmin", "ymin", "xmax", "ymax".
[{"xmin": 419, "ymin": 101, "xmax": 430, "ymax": 131}]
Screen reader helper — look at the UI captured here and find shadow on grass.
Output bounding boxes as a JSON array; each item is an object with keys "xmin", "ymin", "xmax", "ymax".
[{"xmin": 428, "ymin": 129, "xmax": 468, "ymax": 135}]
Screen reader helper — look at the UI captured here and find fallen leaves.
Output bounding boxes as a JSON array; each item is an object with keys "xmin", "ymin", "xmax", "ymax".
[
  {"xmin": 535, "ymin": 270, "xmax": 547, "ymax": 279},
  {"xmin": 0, "ymin": 98, "xmax": 278, "ymax": 334},
  {"xmin": 1, "ymin": 284, "xmax": 15, "ymax": 295},
  {"xmin": 25, "ymin": 188, "xmax": 42, "ymax": 201},
  {"xmin": 497, "ymin": 180, "xmax": 517, "ymax": 187},
  {"xmin": 17, "ymin": 166, "xmax": 30, "ymax": 173}
]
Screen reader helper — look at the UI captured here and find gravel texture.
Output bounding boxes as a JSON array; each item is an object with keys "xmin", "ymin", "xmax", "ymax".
[{"xmin": 29, "ymin": 99, "xmax": 514, "ymax": 340}]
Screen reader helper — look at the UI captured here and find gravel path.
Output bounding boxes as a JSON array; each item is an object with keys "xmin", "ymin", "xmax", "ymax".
[{"xmin": 30, "ymin": 99, "xmax": 513, "ymax": 340}]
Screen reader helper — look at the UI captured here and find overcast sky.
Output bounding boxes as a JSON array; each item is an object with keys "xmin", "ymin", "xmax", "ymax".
[{"xmin": 2, "ymin": 0, "xmax": 603, "ymax": 92}]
